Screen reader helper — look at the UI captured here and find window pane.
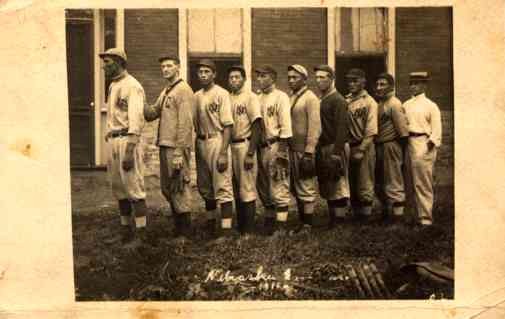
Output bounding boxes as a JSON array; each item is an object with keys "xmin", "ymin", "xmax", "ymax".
[{"xmin": 104, "ymin": 9, "xmax": 116, "ymax": 50}]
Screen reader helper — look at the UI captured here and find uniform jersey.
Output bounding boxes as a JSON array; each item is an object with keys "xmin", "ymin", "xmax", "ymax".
[
  {"xmin": 145, "ymin": 79, "xmax": 195, "ymax": 148},
  {"xmin": 107, "ymin": 71, "xmax": 146, "ymax": 144},
  {"xmin": 376, "ymin": 93, "xmax": 409, "ymax": 143},
  {"xmin": 289, "ymin": 86, "xmax": 321, "ymax": 154},
  {"xmin": 257, "ymin": 87, "xmax": 292, "ymax": 140},
  {"xmin": 319, "ymin": 88, "xmax": 349, "ymax": 150},
  {"xmin": 346, "ymin": 90, "xmax": 378, "ymax": 144},
  {"xmin": 194, "ymin": 84, "xmax": 234, "ymax": 135},
  {"xmin": 404, "ymin": 93, "xmax": 442, "ymax": 147},
  {"xmin": 230, "ymin": 88, "xmax": 262, "ymax": 140}
]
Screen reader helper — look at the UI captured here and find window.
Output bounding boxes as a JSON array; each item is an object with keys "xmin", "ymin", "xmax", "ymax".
[
  {"xmin": 103, "ymin": 9, "xmax": 116, "ymax": 101},
  {"xmin": 335, "ymin": 8, "xmax": 388, "ymax": 95},
  {"xmin": 187, "ymin": 9, "xmax": 243, "ymax": 91}
]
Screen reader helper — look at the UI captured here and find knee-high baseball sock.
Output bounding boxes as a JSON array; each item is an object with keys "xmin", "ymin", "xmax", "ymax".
[
  {"xmin": 220, "ymin": 201, "xmax": 233, "ymax": 229},
  {"xmin": 303, "ymin": 201, "xmax": 315, "ymax": 226},
  {"xmin": 276, "ymin": 205, "xmax": 289, "ymax": 223},
  {"xmin": 131, "ymin": 199, "xmax": 147, "ymax": 228},
  {"xmin": 296, "ymin": 199, "xmax": 305, "ymax": 223},
  {"xmin": 243, "ymin": 200, "xmax": 256, "ymax": 233},
  {"xmin": 205, "ymin": 199, "xmax": 218, "ymax": 220},
  {"xmin": 118, "ymin": 199, "xmax": 132, "ymax": 226}
]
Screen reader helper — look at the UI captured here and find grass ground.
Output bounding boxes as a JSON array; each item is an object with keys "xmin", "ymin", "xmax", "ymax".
[{"xmin": 71, "ymin": 173, "xmax": 454, "ymax": 301}]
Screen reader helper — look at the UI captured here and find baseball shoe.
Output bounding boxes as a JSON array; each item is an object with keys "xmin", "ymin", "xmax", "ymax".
[
  {"xmin": 264, "ymin": 217, "xmax": 276, "ymax": 236},
  {"xmin": 290, "ymin": 224, "xmax": 312, "ymax": 236},
  {"xmin": 205, "ymin": 219, "xmax": 218, "ymax": 240},
  {"xmin": 122, "ymin": 228, "xmax": 147, "ymax": 251}
]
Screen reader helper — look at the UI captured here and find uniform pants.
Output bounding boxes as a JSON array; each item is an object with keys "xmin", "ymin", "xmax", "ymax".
[
  {"xmin": 231, "ymin": 140, "xmax": 258, "ymax": 203},
  {"xmin": 405, "ymin": 135, "xmax": 437, "ymax": 223},
  {"xmin": 316, "ymin": 143, "xmax": 350, "ymax": 201},
  {"xmin": 195, "ymin": 135, "xmax": 234, "ymax": 205},
  {"xmin": 376, "ymin": 140, "xmax": 406, "ymax": 205},
  {"xmin": 159, "ymin": 146, "xmax": 193, "ymax": 214},
  {"xmin": 107, "ymin": 136, "xmax": 146, "ymax": 201},
  {"xmin": 349, "ymin": 143, "xmax": 375, "ymax": 205},
  {"xmin": 289, "ymin": 150, "xmax": 318, "ymax": 203},
  {"xmin": 257, "ymin": 142, "xmax": 291, "ymax": 210}
]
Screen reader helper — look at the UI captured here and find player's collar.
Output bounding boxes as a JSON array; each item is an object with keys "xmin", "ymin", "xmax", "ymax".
[
  {"xmin": 111, "ymin": 70, "xmax": 128, "ymax": 82},
  {"xmin": 231, "ymin": 86, "xmax": 245, "ymax": 95},
  {"xmin": 292, "ymin": 85, "xmax": 308, "ymax": 97},
  {"xmin": 262, "ymin": 84, "xmax": 275, "ymax": 94},
  {"xmin": 347, "ymin": 89, "xmax": 368, "ymax": 101},
  {"xmin": 320, "ymin": 87, "xmax": 336, "ymax": 100},
  {"xmin": 412, "ymin": 92, "xmax": 426, "ymax": 99}
]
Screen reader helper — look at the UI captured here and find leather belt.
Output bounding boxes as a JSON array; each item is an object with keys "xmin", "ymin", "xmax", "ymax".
[
  {"xmin": 409, "ymin": 132, "xmax": 428, "ymax": 138},
  {"xmin": 197, "ymin": 132, "xmax": 218, "ymax": 140},
  {"xmin": 109, "ymin": 128, "xmax": 129, "ymax": 138},
  {"xmin": 231, "ymin": 137, "xmax": 251, "ymax": 144},
  {"xmin": 260, "ymin": 136, "xmax": 280, "ymax": 148}
]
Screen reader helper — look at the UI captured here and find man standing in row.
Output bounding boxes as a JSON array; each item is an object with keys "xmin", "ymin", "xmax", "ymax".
[
  {"xmin": 144, "ymin": 55, "xmax": 195, "ymax": 240},
  {"xmin": 404, "ymin": 71, "xmax": 442, "ymax": 227},
  {"xmin": 99, "ymin": 48, "xmax": 148, "ymax": 248},
  {"xmin": 314, "ymin": 65, "xmax": 350, "ymax": 228},
  {"xmin": 374, "ymin": 72, "xmax": 409, "ymax": 222},
  {"xmin": 345, "ymin": 68, "xmax": 379, "ymax": 220},
  {"xmin": 227, "ymin": 65, "xmax": 262, "ymax": 234},
  {"xmin": 255, "ymin": 66, "xmax": 292, "ymax": 235},
  {"xmin": 194, "ymin": 59, "xmax": 235, "ymax": 238},
  {"xmin": 287, "ymin": 64, "xmax": 321, "ymax": 231}
]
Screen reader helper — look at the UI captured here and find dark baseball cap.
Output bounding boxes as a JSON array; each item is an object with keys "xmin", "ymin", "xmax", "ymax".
[
  {"xmin": 158, "ymin": 55, "xmax": 180, "ymax": 64},
  {"xmin": 313, "ymin": 64, "xmax": 334, "ymax": 78},
  {"xmin": 227, "ymin": 65, "xmax": 246, "ymax": 78},
  {"xmin": 196, "ymin": 59, "xmax": 216, "ymax": 72},
  {"xmin": 376, "ymin": 72, "xmax": 395, "ymax": 85},
  {"xmin": 254, "ymin": 65, "xmax": 277, "ymax": 77},
  {"xmin": 345, "ymin": 68, "xmax": 366, "ymax": 79},
  {"xmin": 99, "ymin": 48, "xmax": 127, "ymax": 62}
]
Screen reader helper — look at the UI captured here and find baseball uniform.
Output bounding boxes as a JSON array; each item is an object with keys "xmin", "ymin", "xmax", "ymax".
[
  {"xmin": 144, "ymin": 78, "xmax": 195, "ymax": 218},
  {"xmin": 105, "ymin": 70, "xmax": 147, "ymax": 228},
  {"xmin": 230, "ymin": 87, "xmax": 262, "ymax": 202},
  {"xmin": 194, "ymin": 84, "xmax": 234, "ymax": 207},
  {"xmin": 375, "ymin": 92, "xmax": 409, "ymax": 217},
  {"xmin": 346, "ymin": 89, "xmax": 379, "ymax": 214},
  {"xmin": 289, "ymin": 86, "xmax": 321, "ymax": 202},
  {"xmin": 256, "ymin": 86, "xmax": 292, "ymax": 222},
  {"xmin": 404, "ymin": 92, "xmax": 442, "ymax": 225},
  {"xmin": 316, "ymin": 88, "xmax": 350, "ymax": 204}
]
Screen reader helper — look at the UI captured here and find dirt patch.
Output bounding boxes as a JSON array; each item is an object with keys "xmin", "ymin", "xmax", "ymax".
[{"xmin": 72, "ymin": 185, "xmax": 454, "ymax": 301}]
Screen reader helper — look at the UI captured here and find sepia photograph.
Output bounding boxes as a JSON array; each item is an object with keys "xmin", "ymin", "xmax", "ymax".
[{"xmin": 67, "ymin": 6, "xmax": 454, "ymax": 301}]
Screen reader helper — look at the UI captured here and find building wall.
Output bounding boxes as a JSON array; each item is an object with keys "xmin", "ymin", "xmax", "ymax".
[
  {"xmin": 124, "ymin": 9, "xmax": 179, "ymax": 176},
  {"xmin": 395, "ymin": 7, "xmax": 454, "ymax": 185},
  {"xmin": 251, "ymin": 8, "xmax": 327, "ymax": 93}
]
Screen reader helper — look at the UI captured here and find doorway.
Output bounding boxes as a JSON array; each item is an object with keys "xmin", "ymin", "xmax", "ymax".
[{"xmin": 334, "ymin": 54, "xmax": 387, "ymax": 97}]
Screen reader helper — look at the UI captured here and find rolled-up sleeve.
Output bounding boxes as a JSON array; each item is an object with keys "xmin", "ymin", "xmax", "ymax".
[
  {"xmin": 247, "ymin": 93, "xmax": 262, "ymax": 123},
  {"xmin": 364, "ymin": 98, "xmax": 378, "ymax": 138},
  {"xmin": 278, "ymin": 93, "xmax": 292, "ymax": 139},
  {"xmin": 391, "ymin": 100, "xmax": 409, "ymax": 138},
  {"xmin": 305, "ymin": 94, "xmax": 321, "ymax": 154},
  {"xmin": 219, "ymin": 93, "xmax": 234, "ymax": 127},
  {"xmin": 127, "ymin": 86, "xmax": 146, "ymax": 144},
  {"xmin": 429, "ymin": 102, "xmax": 442, "ymax": 147}
]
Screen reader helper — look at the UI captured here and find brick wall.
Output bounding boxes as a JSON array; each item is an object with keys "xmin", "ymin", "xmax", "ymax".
[
  {"xmin": 252, "ymin": 8, "xmax": 327, "ymax": 93},
  {"xmin": 396, "ymin": 7, "xmax": 454, "ymax": 186},
  {"xmin": 124, "ymin": 9, "xmax": 179, "ymax": 176}
]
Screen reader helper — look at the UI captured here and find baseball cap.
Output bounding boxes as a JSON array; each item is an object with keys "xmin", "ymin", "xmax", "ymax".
[
  {"xmin": 409, "ymin": 71, "xmax": 431, "ymax": 81},
  {"xmin": 345, "ymin": 68, "xmax": 366, "ymax": 79},
  {"xmin": 158, "ymin": 55, "xmax": 180, "ymax": 64},
  {"xmin": 196, "ymin": 59, "xmax": 216, "ymax": 72},
  {"xmin": 254, "ymin": 65, "xmax": 277, "ymax": 77},
  {"xmin": 99, "ymin": 48, "xmax": 127, "ymax": 62},
  {"xmin": 313, "ymin": 64, "xmax": 334, "ymax": 78},
  {"xmin": 376, "ymin": 72, "xmax": 395, "ymax": 85},
  {"xmin": 288, "ymin": 64, "xmax": 308, "ymax": 78},
  {"xmin": 227, "ymin": 65, "xmax": 246, "ymax": 78}
]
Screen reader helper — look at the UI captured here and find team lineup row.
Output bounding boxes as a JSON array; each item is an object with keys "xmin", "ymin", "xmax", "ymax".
[{"xmin": 98, "ymin": 47, "xmax": 442, "ymax": 249}]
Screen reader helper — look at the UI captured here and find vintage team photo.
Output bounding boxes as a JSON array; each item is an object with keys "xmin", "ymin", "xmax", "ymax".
[{"xmin": 68, "ymin": 7, "xmax": 454, "ymax": 301}]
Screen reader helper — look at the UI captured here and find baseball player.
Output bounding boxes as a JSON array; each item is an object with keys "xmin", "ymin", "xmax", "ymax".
[
  {"xmin": 345, "ymin": 68, "xmax": 379, "ymax": 220},
  {"xmin": 99, "ymin": 48, "xmax": 148, "ymax": 248},
  {"xmin": 403, "ymin": 71, "xmax": 442, "ymax": 226},
  {"xmin": 193, "ymin": 59, "xmax": 235, "ymax": 238},
  {"xmin": 144, "ymin": 55, "xmax": 195, "ymax": 239},
  {"xmin": 254, "ymin": 65, "xmax": 292, "ymax": 235},
  {"xmin": 287, "ymin": 64, "xmax": 321, "ymax": 232},
  {"xmin": 374, "ymin": 73, "xmax": 409, "ymax": 221},
  {"xmin": 313, "ymin": 64, "xmax": 350, "ymax": 228},
  {"xmin": 227, "ymin": 65, "xmax": 262, "ymax": 234}
]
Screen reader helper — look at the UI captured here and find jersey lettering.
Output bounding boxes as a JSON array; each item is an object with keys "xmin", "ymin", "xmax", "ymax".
[
  {"xmin": 235, "ymin": 104, "xmax": 247, "ymax": 116},
  {"xmin": 266, "ymin": 104, "xmax": 277, "ymax": 118},
  {"xmin": 208, "ymin": 102, "xmax": 219, "ymax": 114},
  {"xmin": 350, "ymin": 107, "xmax": 368, "ymax": 121}
]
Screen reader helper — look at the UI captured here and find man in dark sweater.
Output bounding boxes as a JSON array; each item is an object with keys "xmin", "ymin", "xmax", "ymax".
[{"xmin": 314, "ymin": 65, "xmax": 351, "ymax": 228}]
